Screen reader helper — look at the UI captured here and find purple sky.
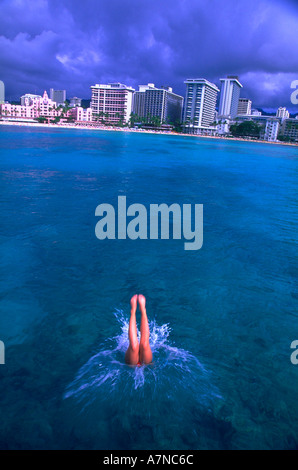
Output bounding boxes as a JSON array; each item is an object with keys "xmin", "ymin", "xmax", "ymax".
[{"xmin": 1, "ymin": 0, "xmax": 298, "ymax": 112}]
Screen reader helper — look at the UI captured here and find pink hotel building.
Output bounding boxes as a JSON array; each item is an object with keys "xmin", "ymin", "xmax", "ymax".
[
  {"xmin": 69, "ymin": 106, "xmax": 92, "ymax": 122},
  {"xmin": 0, "ymin": 91, "xmax": 71, "ymax": 120}
]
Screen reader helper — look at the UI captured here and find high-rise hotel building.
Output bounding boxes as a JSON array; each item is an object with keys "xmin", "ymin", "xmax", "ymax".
[
  {"xmin": 91, "ymin": 83, "xmax": 135, "ymax": 124},
  {"xmin": 218, "ymin": 76, "xmax": 243, "ymax": 119},
  {"xmin": 133, "ymin": 83, "xmax": 184, "ymax": 124},
  {"xmin": 264, "ymin": 118, "xmax": 280, "ymax": 142},
  {"xmin": 183, "ymin": 79, "xmax": 219, "ymax": 133},
  {"xmin": 50, "ymin": 88, "xmax": 66, "ymax": 106},
  {"xmin": 133, "ymin": 83, "xmax": 156, "ymax": 117}
]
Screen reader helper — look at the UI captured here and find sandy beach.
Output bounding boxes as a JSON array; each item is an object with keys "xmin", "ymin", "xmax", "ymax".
[{"xmin": 0, "ymin": 119, "xmax": 297, "ymax": 147}]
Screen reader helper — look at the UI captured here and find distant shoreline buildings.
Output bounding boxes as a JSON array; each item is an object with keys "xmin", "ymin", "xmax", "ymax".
[
  {"xmin": 0, "ymin": 91, "xmax": 71, "ymax": 121},
  {"xmin": 0, "ymin": 76, "xmax": 297, "ymax": 143}
]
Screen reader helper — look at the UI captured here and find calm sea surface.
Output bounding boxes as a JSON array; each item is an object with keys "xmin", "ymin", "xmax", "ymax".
[{"xmin": 0, "ymin": 125, "xmax": 297, "ymax": 450}]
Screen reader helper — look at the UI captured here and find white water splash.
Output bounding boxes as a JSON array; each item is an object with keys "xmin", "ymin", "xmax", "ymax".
[{"xmin": 64, "ymin": 309, "xmax": 221, "ymax": 408}]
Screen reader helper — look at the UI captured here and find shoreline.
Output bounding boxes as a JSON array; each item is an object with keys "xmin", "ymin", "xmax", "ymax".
[{"xmin": 0, "ymin": 120, "xmax": 297, "ymax": 148}]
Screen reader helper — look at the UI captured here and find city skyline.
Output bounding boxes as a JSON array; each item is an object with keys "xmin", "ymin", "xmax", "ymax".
[
  {"xmin": 2, "ymin": 77, "xmax": 297, "ymax": 120},
  {"xmin": 0, "ymin": 0, "xmax": 298, "ymax": 112}
]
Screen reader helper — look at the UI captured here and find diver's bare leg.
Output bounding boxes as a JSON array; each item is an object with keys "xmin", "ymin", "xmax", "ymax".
[
  {"xmin": 125, "ymin": 295, "xmax": 140, "ymax": 365},
  {"xmin": 138, "ymin": 295, "xmax": 153, "ymax": 364}
]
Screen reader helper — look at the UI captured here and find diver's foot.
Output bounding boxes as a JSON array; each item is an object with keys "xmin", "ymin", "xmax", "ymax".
[
  {"xmin": 138, "ymin": 294, "xmax": 146, "ymax": 311},
  {"xmin": 130, "ymin": 295, "xmax": 138, "ymax": 312}
]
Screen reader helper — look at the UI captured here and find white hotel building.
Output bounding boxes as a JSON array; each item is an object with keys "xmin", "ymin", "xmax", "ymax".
[
  {"xmin": 276, "ymin": 107, "xmax": 290, "ymax": 121},
  {"xmin": 20, "ymin": 93, "xmax": 42, "ymax": 106},
  {"xmin": 264, "ymin": 118, "xmax": 280, "ymax": 142},
  {"xmin": 91, "ymin": 83, "xmax": 135, "ymax": 125},
  {"xmin": 237, "ymin": 98, "xmax": 252, "ymax": 116},
  {"xmin": 218, "ymin": 76, "xmax": 243, "ymax": 119},
  {"xmin": 183, "ymin": 79, "xmax": 219, "ymax": 134}
]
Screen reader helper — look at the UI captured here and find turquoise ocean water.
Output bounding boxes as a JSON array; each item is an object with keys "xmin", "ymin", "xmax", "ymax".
[{"xmin": 0, "ymin": 125, "xmax": 297, "ymax": 450}]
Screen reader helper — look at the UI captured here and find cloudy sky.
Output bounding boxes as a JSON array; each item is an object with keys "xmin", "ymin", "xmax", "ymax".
[{"xmin": 1, "ymin": 0, "xmax": 298, "ymax": 112}]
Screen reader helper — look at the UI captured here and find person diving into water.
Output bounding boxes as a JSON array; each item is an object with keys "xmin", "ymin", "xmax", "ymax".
[{"xmin": 125, "ymin": 295, "xmax": 153, "ymax": 366}]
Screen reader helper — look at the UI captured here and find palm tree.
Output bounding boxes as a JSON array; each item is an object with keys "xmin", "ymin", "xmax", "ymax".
[
  {"xmin": 129, "ymin": 112, "xmax": 143, "ymax": 128},
  {"xmin": 98, "ymin": 111, "xmax": 105, "ymax": 123}
]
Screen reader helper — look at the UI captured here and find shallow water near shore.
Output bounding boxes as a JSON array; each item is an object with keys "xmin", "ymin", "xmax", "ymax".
[{"xmin": 0, "ymin": 125, "xmax": 297, "ymax": 449}]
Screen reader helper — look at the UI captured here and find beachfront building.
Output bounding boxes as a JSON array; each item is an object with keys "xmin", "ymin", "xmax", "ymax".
[
  {"xmin": 0, "ymin": 103, "xmax": 37, "ymax": 120},
  {"xmin": 183, "ymin": 79, "xmax": 219, "ymax": 134},
  {"xmin": 20, "ymin": 93, "xmax": 42, "ymax": 106},
  {"xmin": 276, "ymin": 107, "xmax": 290, "ymax": 121},
  {"xmin": 133, "ymin": 83, "xmax": 183, "ymax": 125},
  {"xmin": 50, "ymin": 89, "xmax": 66, "ymax": 106},
  {"xmin": 69, "ymin": 106, "xmax": 92, "ymax": 122},
  {"xmin": 280, "ymin": 119, "xmax": 298, "ymax": 142},
  {"xmin": 216, "ymin": 121, "xmax": 231, "ymax": 135},
  {"xmin": 218, "ymin": 76, "xmax": 243, "ymax": 119},
  {"xmin": 91, "ymin": 83, "xmax": 135, "ymax": 125},
  {"xmin": 236, "ymin": 114, "xmax": 275, "ymax": 129},
  {"xmin": 0, "ymin": 81, "xmax": 5, "ymax": 104},
  {"xmin": 0, "ymin": 91, "xmax": 70, "ymax": 121},
  {"xmin": 264, "ymin": 119, "xmax": 280, "ymax": 142},
  {"xmin": 235, "ymin": 114, "xmax": 270, "ymax": 125},
  {"xmin": 237, "ymin": 98, "xmax": 252, "ymax": 116},
  {"xmin": 132, "ymin": 83, "xmax": 156, "ymax": 117},
  {"xmin": 32, "ymin": 91, "xmax": 66, "ymax": 117}
]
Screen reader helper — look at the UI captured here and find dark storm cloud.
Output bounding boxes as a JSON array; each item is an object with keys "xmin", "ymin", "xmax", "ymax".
[{"xmin": 0, "ymin": 0, "xmax": 297, "ymax": 111}]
